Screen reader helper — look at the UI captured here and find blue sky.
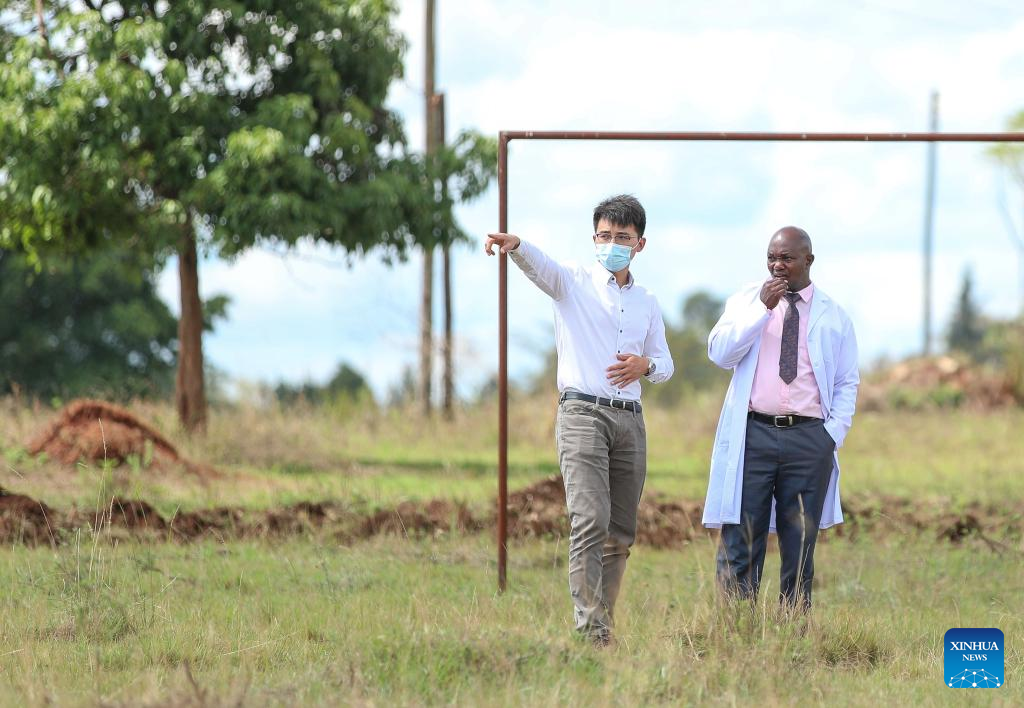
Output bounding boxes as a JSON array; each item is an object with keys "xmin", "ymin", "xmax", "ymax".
[{"xmin": 156, "ymin": 0, "xmax": 1024, "ymax": 400}]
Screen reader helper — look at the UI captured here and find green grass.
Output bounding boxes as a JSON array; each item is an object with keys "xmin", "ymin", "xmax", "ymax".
[
  {"xmin": 1, "ymin": 399, "xmax": 1022, "ymax": 704},
  {"xmin": 0, "ymin": 532, "xmax": 1020, "ymax": 706}
]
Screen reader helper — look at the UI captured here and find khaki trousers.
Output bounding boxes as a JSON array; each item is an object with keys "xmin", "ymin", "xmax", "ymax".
[{"xmin": 555, "ymin": 396, "xmax": 646, "ymax": 637}]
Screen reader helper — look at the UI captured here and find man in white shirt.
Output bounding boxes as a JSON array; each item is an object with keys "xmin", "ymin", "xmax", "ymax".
[{"xmin": 485, "ymin": 195, "xmax": 674, "ymax": 645}]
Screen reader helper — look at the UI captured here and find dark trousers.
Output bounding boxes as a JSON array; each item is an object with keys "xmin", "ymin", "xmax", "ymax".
[{"xmin": 717, "ymin": 416, "xmax": 835, "ymax": 608}]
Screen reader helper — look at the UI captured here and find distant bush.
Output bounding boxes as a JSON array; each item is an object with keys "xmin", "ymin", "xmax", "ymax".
[
  {"xmin": 979, "ymin": 317, "xmax": 1024, "ymax": 404},
  {"xmin": 274, "ymin": 363, "xmax": 375, "ymax": 411}
]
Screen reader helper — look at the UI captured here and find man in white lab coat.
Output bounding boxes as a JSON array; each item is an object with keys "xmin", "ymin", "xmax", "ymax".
[{"xmin": 704, "ymin": 226, "xmax": 858, "ymax": 608}]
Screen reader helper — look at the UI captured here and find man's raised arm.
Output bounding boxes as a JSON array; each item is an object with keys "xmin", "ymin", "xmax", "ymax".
[{"xmin": 485, "ymin": 233, "xmax": 573, "ymax": 301}]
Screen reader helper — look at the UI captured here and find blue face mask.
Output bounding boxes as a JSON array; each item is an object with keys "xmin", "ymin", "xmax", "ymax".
[{"xmin": 595, "ymin": 242, "xmax": 634, "ymax": 273}]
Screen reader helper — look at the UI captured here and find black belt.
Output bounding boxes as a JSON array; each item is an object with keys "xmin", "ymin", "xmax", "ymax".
[
  {"xmin": 748, "ymin": 411, "xmax": 821, "ymax": 427},
  {"xmin": 560, "ymin": 391, "xmax": 641, "ymax": 413}
]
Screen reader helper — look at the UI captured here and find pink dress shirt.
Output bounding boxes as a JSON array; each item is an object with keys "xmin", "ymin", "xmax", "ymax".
[{"xmin": 748, "ymin": 282, "xmax": 822, "ymax": 418}]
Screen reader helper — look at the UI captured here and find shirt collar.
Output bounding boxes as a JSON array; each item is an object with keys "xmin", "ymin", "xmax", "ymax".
[
  {"xmin": 796, "ymin": 282, "xmax": 814, "ymax": 302},
  {"xmin": 592, "ymin": 264, "xmax": 634, "ymax": 289}
]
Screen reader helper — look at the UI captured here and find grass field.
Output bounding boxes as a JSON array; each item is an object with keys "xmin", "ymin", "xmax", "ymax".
[
  {"xmin": 1, "ymin": 398, "xmax": 1022, "ymax": 706},
  {"xmin": 0, "ymin": 533, "xmax": 1020, "ymax": 706}
]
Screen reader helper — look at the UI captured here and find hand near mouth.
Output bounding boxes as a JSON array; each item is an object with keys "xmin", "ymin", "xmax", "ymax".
[{"xmin": 760, "ymin": 276, "xmax": 789, "ymax": 309}]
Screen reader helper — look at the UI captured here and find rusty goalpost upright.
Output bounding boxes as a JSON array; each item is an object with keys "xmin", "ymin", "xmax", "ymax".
[{"xmin": 495, "ymin": 129, "xmax": 1024, "ymax": 593}]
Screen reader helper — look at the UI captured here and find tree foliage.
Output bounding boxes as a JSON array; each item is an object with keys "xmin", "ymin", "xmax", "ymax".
[
  {"xmin": 946, "ymin": 268, "xmax": 985, "ymax": 357},
  {"xmin": 642, "ymin": 291, "xmax": 731, "ymax": 407},
  {"xmin": 274, "ymin": 361, "xmax": 372, "ymax": 407},
  {"xmin": 0, "ymin": 0, "xmax": 496, "ymax": 427},
  {"xmin": 988, "ymin": 110, "xmax": 1024, "ymax": 190},
  {"xmin": 0, "ymin": 0, "xmax": 493, "ymax": 258},
  {"xmin": 0, "ymin": 244, "xmax": 177, "ymax": 400}
]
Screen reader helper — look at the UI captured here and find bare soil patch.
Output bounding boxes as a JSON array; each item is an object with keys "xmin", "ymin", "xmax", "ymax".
[
  {"xmin": 0, "ymin": 487, "xmax": 59, "ymax": 546},
  {"xmin": 1, "ymin": 476, "xmax": 1020, "ymax": 550}
]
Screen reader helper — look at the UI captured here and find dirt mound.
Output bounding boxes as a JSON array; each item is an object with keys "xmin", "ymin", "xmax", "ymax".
[
  {"xmin": 0, "ymin": 487, "xmax": 59, "ymax": 545},
  {"xmin": 502, "ymin": 477, "xmax": 1024, "ymax": 549},
  {"xmin": 505, "ymin": 475, "xmax": 706, "ymax": 547},
  {"xmin": 507, "ymin": 476, "xmax": 567, "ymax": 538},
  {"xmin": 101, "ymin": 498, "xmax": 168, "ymax": 531},
  {"xmin": 937, "ymin": 514, "xmax": 983, "ymax": 543},
  {"xmin": 859, "ymin": 356, "xmax": 1018, "ymax": 411},
  {"xmin": 25, "ymin": 399, "xmax": 208, "ymax": 473},
  {"xmin": 168, "ymin": 507, "xmax": 245, "ymax": 540},
  {"xmin": 2, "ymin": 479, "xmax": 1021, "ymax": 550},
  {"xmin": 260, "ymin": 501, "xmax": 351, "ymax": 536},
  {"xmin": 836, "ymin": 495, "xmax": 1024, "ymax": 548},
  {"xmin": 360, "ymin": 500, "xmax": 482, "ymax": 538},
  {"xmin": 635, "ymin": 499, "xmax": 704, "ymax": 548}
]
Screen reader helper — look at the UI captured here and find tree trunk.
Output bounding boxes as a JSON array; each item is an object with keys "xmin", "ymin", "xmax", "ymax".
[
  {"xmin": 419, "ymin": 249, "xmax": 433, "ymax": 415},
  {"xmin": 442, "ymin": 242, "xmax": 454, "ymax": 419},
  {"xmin": 419, "ymin": 0, "xmax": 437, "ymax": 417},
  {"xmin": 176, "ymin": 228, "xmax": 207, "ymax": 433},
  {"xmin": 436, "ymin": 93, "xmax": 454, "ymax": 420}
]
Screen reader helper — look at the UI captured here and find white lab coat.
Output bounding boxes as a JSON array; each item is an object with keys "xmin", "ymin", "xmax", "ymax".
[{"xmin": 703, "ymin": 282, "xmax": 859, "ymax": 530}]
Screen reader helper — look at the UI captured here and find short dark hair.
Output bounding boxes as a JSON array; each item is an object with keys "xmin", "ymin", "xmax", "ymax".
[{"xmin": 593, "ymin": 194, "xmax": 646, "ymax": 237}]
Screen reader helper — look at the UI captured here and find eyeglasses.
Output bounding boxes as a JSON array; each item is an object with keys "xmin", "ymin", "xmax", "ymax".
[{"xmin": 594, "ymin": 231, "xmax": 639, "ymax": 245}]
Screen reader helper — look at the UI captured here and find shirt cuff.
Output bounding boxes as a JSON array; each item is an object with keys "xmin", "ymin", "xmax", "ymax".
[
  {"xmin": 507, "ymin": 238, "xmax": 531, "ymax": 265},
  {"xmin": 644, "ymin": 356, "xmax": 670, "ymax": 383}
]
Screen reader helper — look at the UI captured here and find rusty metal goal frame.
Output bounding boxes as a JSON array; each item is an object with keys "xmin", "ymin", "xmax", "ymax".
[{"xmin": 495, "ymin": 129, "xmax": 1024, "ymax": 592}]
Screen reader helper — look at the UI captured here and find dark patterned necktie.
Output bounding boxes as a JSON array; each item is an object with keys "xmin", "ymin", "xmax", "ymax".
[{"xmin": 779, "ymin": 292, "xmax": 800, "ymax": 384}]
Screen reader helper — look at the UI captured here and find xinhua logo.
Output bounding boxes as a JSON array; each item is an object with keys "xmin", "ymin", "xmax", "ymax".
[{"xmin": 944, "ymin": 628, "xmax": 1004, "ymax": 688}]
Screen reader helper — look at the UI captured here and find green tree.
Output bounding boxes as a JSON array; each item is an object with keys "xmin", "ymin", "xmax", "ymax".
[
  {"xmin": 0, "ymin": 0, "xmax": 495, "ymax": 431},
  {"xmin": 681, "ymin": 291, "xmax": 724, "ymax": 335},
  {"xmin": 946, "ymin": 268, "xmax": 985, "ymax": 356},
  {"xmin": 0, "ymin": 244, "xmax": 178, "ymax": 400},
  {"xmin": 643, "ymin": 291, "xmax": 730, "ymax": 406},
  {"xmin": 274, "ymin": 361, "xmax": 371, "ymax": 406}
]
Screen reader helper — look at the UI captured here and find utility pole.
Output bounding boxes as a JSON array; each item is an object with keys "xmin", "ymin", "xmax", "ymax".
[
  {"xmin": 437, "ymin": 93, "xmax": 455, "ymax": 420},
  {"xmin": 922, "ymin": 90, "xmax": 939, "ymax": 356},
  {"xmin": 419, "ymin": 0, "xmax": 437, "ymax": 415}
]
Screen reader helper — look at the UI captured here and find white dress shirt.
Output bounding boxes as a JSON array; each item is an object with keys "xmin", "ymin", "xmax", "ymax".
[{"xmin": 509, "ymin": 239, "xmax": 674, "ymax": 401}]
